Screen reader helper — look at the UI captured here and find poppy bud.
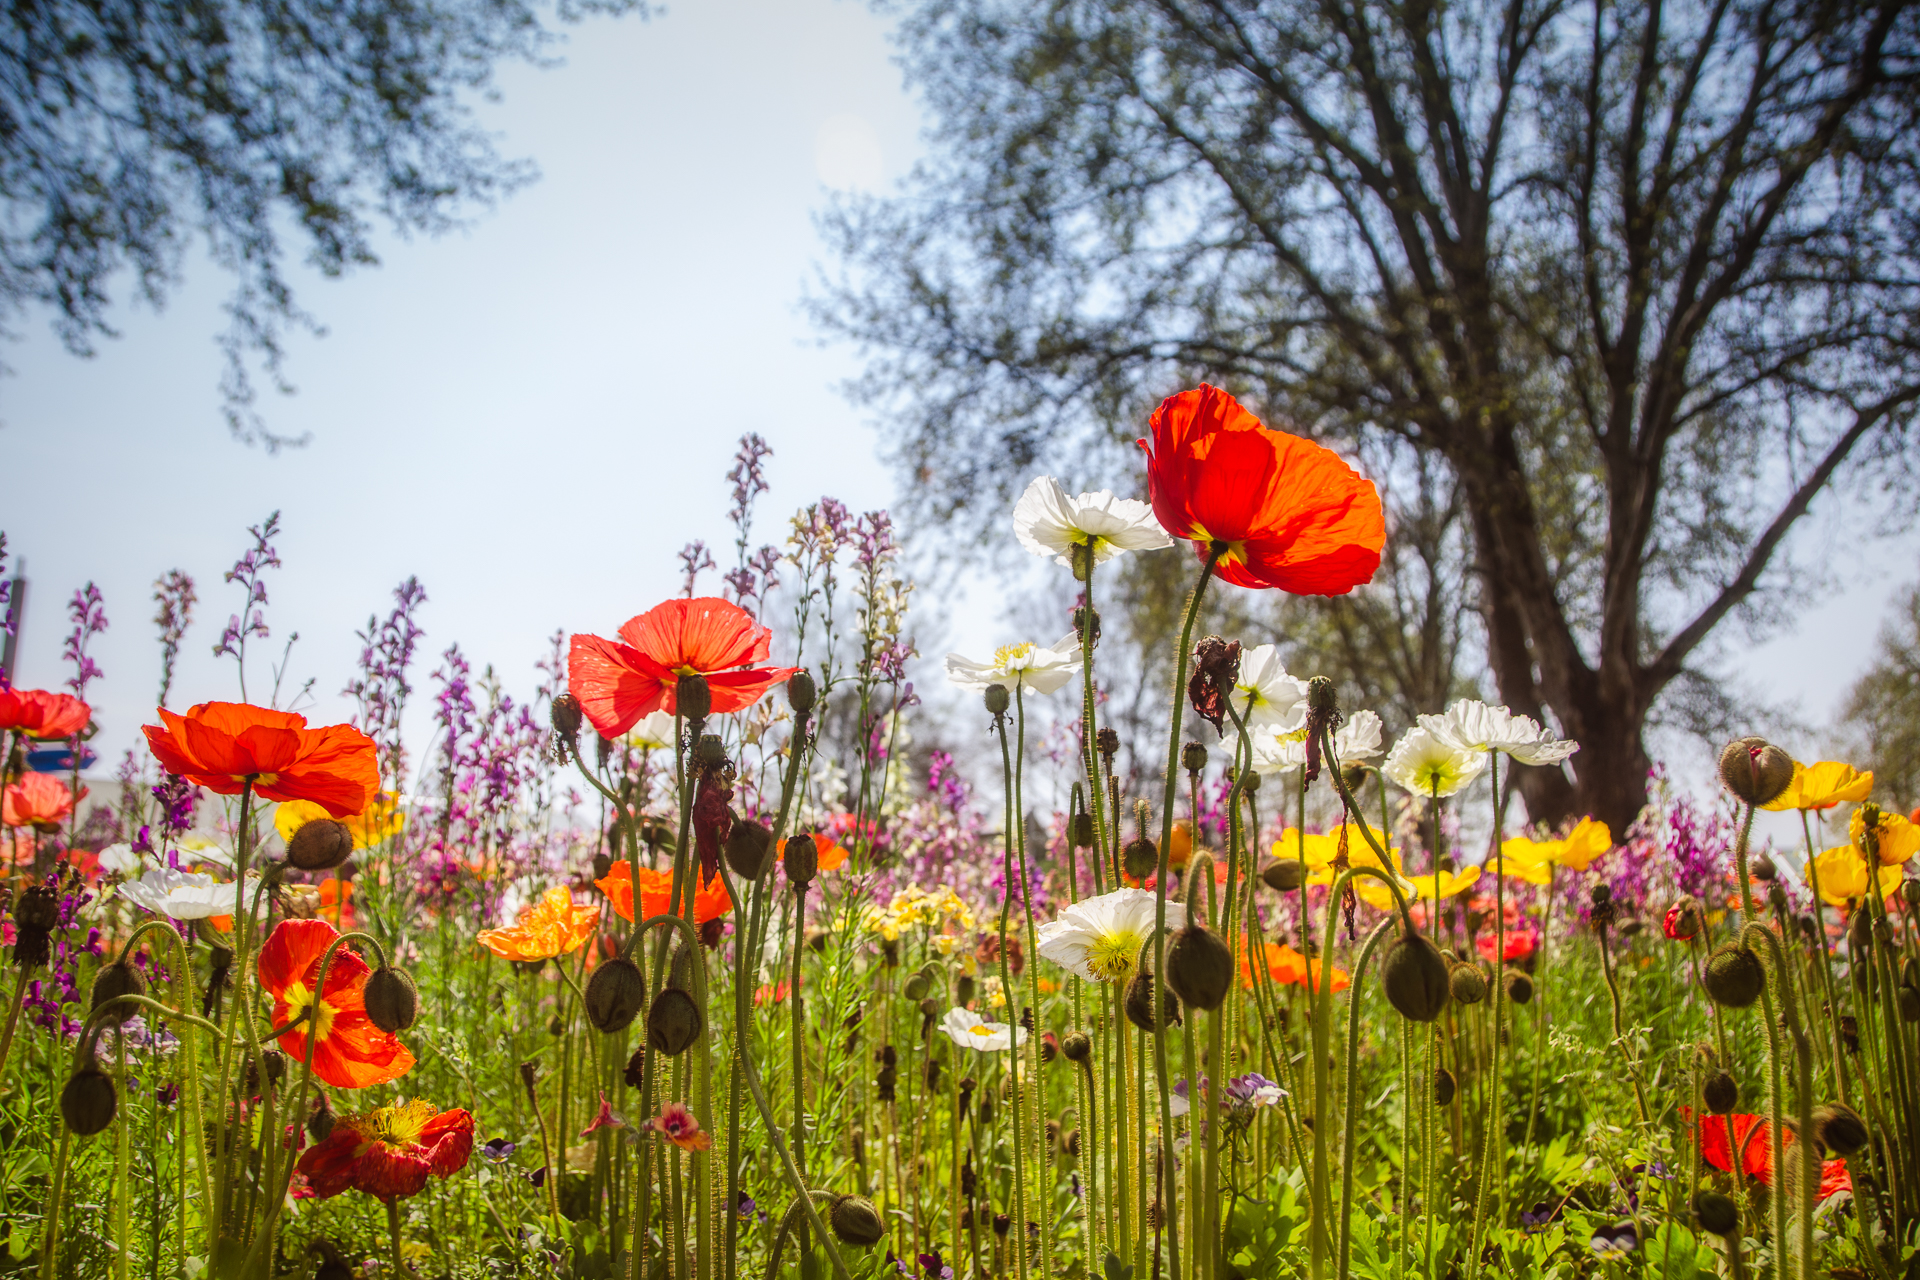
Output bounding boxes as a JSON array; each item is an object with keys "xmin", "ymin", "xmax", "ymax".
[
  {"xmin": 1839, "ymin": 1014, "xmax": 1859, "ymax": 1054},
  {"xmin": 1433, "ymin": 1068, "xmax": 1457, "ymax": 1107},
  {"xmin": 1166, "ymin": 923, "xmax": 1233, "ymax": 1012},
  {"xmin": 548, "ymin": 1016, "xmax": 565, "ymax": 1037},
  {"xmin": 992, "ymin": 1213, "xmax": 1011, "ymax": 1239},
  {"xmin": 90, "ymin": 960, "xmax": 148, "ymax": 1027},
  {"xmin": 10, "ymin": 881, "xmax": 60, "ymax": 969},
  {"xmin": 1691, "ymin": 1190, "xmax": 1738, "ymax": 1237},
  {"xmin": 551, "ymin": 693, "xmax": 583, "ymax": 744},
  {"xmin": 724, "ymin": 819, "xmax": 773, "ymax": 881},
  {"xmin": 308, "ymin": 1092, "xmax": 336, "ymax": 1143},
  {"xmin": 977, "ymin": 1094, "xmax": 994, "ymax": 1127},
  {"xmin": 1848, "ymin": 910, "xmax": 1873, "ymax": 956},
  {"xmin": 1901, "ymin": 986, "xmax": 1920, "ymax": 1024},
  {"xmin": 693, "ymin": 734, "xmax": 727, "ymax": 769},
  {"xmin": 1665, "ymin": 897, "xmax": 1703, "ymax": 940},
  {"xmin": 918, "ymin": 997, "xmax": 940, "ymax": 1021},
  {"xmin": 1704, "ymin": 1070, "xmax": 1739, "ymax": 1114},
  {"xmin": 1124, "ymin": 969, "xmax": 1180, "ymax": 1031},
  {"xmin": 830, "ymin": 1194, "xmax": 886, "ymax": 1247},
  {"xmin": 1062, "ymin": 1032, "xmax": 1092, "ymax": 1064},
  {"xmin": 1814, "ymin": 1103, "xmax": 1869, "ymax": 1156},
  {"xmin": 1448, "ymin": 964, "xmax": 1487, "ymax": 1006},
  {"xmin": 1904, "ymin": 880, "xmax": 1920, "ymax": 909},
  {"xmin": 62, "ymin": 1062, "xmax": 118, "ymax": 1135},
  {"xmin": 876, "ymin": 1064, "xmax": 897, "ymax": 1101},
  {"xmin": 1262, "ymin": 860, "xmax": 1304, "ymax": 893},
  {"xmin": 1181, "ymin": 742, "xmax": 1208, "ymax": 774},
  {"xmin": 1766, "ymin": 884, "xmax": 1788, "ymax": 913},
  {"xmin": 1590, "ymin": 883, "xmax": 1613, "ymax": 907},
  {"xmin": 647, "ymin": 987, "xmax": 704, "ymax": 1056},
  {"xmin": 1340, "ymin": 763, "xmax": 1369, "ymax": 796},
  {"xmin": 677, "ymin": 674, "xmax": 713, "ymax": 724},
  {"xmin": 1751, "ymin": 854, "xmax": 1777, "ymax": 883},
  {"xmin": 364, "ymin": 966, "xmax": 418, "ymax": 1033},
  {"xmin": 1096, "ymin": 727, "xmax": 1120, "ymax": 760},
  {"xmin": 1070, "ymin": 813, "xmax": 1096, "ymax": 849},
  {"xmin": 286, "ymin": 819, "xmax": 354, "ymax": 872},
  {"xmin": 787, "ymin": 671, "xmax": 818, "ymax": 716},
  {"xmin": 785, "ymin": 835, "xmax": 818, "ymax": 888},
  {"xmin": 584, "ymin": 958, "xmax": 648, "ymax": 1033},
  {"xmin": 1503, "ymin": 971, "xmax": 1534, "ymax": 1005},
  {"xmin": 955, "ymin": 975, "xmax": 976, "ymax": 1007},
  {"xmin": 1123, "ymin": 837, "xmax": 1159, "ymax": 882},
  {"xmin": 1063, "ymin": 1127, "xmax": 1081, "ymax": 1158},
  {"xmin": 1381, "ymin": 932, "xmax": 1449, "ymax": 1023},
  {"xmin": 1703, "ymin": 943, "xmax": 1764, "ymax": 1008},
  {"xmin": 984, "ymin": 684, "xmax": 1010, "ymax": 716},
  {"xmin": 904, "ymin": 972, "xmax": 931, "ymax": 1001},
  {"xmin": 593, "ymin": 852, "xmax": 613, "ymax": 880},
  {"xmin": 925, "ymin": 1058, "xmax": 943, "ymax": 1091},
  {"xmin": 1717, "ymin": 737, "xmax": 1794, "ymax": 807}
]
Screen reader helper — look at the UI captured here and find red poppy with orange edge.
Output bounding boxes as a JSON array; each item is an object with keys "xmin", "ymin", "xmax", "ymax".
[
  {"xmin": 144, "ymin": 702, "xmax": 378, "ymax": 817},
  {"xmin": 594, "ymin": 860, "xmax": 733, "ymax": 925},
  {"xmin": 257, "ymin": 918, "xmax": 415, "ymax": 1089},
  {"xmin": 0, "ymin": 688, "xmax": 91, "ymax": 740},
  {"xmin": 645, "ymin": 1102, "xmax": 712, "ymax": 1152},
  {"xmin": 296, "ymin": 1098, "xmax": 474, "ymax": 1202},
  {"xmin": 2, "ymin": 773, "xmax": 84, "ymax": 830},
  {"xmin": 567, "ymin": 597, "xmax": 798, "ymax": 737},
  {"xmin": 1138, "ymin": 385, "xmax": 1385, "ymax": 595}
]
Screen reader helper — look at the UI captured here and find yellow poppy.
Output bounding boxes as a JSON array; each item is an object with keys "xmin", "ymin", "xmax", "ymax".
[
  {"xmin": 1274, "ymin": 824, "xmax": 1397, "ymax": 876},
  {"xmin": 1761, "ymin": 761, "xmax": 1873, "ymax": 812},
  {"xmin": 1804, "ymin": 845, "xmax": 1903, "ymax": 907},
  {"xmin": 1491, "ymin": 816, "xmax": 1612, "ymax": 882},
  {"xmin": 1851, "ymin": 806, "xmax": 1920, "ymax": 866},
  {"xmin": 1490, "ymin": 837, "xmax": 1555, "ymax": 885},
  {"xmin": 476, "ymin": 886, "xmax": 599, "ymax": 962},
  {"xmin": 275, "ymin": 793, "xmax": 406, "ymax": 850}
]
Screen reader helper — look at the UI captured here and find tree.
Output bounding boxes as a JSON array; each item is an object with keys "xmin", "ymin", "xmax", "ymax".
[
  {"xmin": 818, "ymin": 0, "xmax": 1920, "ymax": 830},
  {"xmin": 1842, "ymin": 586, "xmax": 1920, "ymax": 812},
  {"xmin": 1, "ymin": 0, "xmax": 643, "ymax": 446}
]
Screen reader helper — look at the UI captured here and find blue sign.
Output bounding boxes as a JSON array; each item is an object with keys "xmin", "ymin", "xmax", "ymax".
[{"xmin": 27, "ymin": 744, "xmax": 96, "ymax": 773}]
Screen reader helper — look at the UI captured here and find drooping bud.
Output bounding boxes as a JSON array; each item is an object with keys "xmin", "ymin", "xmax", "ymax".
[
  {"xmin": 1814, "ymin": 1103, "xmax": 1869, "ymax": 1156},
  {"xmin": 62, "ymin": 1062, "xmax": 118, "ymax": 1135},
  {"xmin": 1124, "ymin": 968, "xmax": 1180, "ymax": 1031},
  {"xmin": 551, "ymin": 693, "xmax": 584, "ymax": 748},
  {"xmin": 1703, "ymin": 942, "xmax": 1765, "ymax": 1008},
  {"xmin": 1062, "ymin": 1032, "xmax": 1092, "ymax": 1064},
  {"xmin": 308, "ymin": 1092, "xmax": 336, "ymax": 1142},
  {"xmin": 1166, "ymin": 923, "xmax": 1233, "ymax": 1012},
  {"xmin": 364, "ymin": 966, "xmax": 419, "ymax": 1033},
  {"xmin": 1717, "ymin": 737, "xmax": 1794, "ymax": 807},
  {"xmin": 984, "ymin": 684, "xmax": 1011, "ymax": 717},
  {"xmin": 1433, "ymin": 1068, "xmax": 1457, "ymax": 1107},
  {"xmin": 1691, "ymin": 1190, "xmax": 1738, "ymax": 1237},
  {"xmin": 676, "ymin": 674, "xmax": 713, "ymax": 724},
  {"xmin": 90, "ymin": 961, "xmax": 148, "ymax": 1027},
  {"xmin": 647, "ymin": 987, "xmax": 704, "ymax": 1056},
  {"xmin": 903, "ymin": 971, "xmax": 931, "ymax": 1002},
  {"xmin": 584, "ymin": 957, "xmax": 648, "ymax": 1033},
  {"xmin": 1750, "ymin": 854, "xmax": 1777, "ymax": 883},
  {"xmin": 1503, "ymin": 970, "xmax": 1534, "ymax": 1005},
  {"xmin": 1070, "ymin": 813, "xmax": 1096, "ymax": 849},
  {"xmin": 286, "ymin": 819, "xmax": 354, "ymax": 872},
  {"xmin": 1123, "ymin": 838, "xmax": 1159, "ymax": 883},
  {"xmin": 1262, "ymin": 859, "xmax": 1304, "ymax": 893},
  {"xmin": 1380, "ymin": 931, "xmax": 1449, "ymax": 1022},
  {"xmin": 1704, "ymin": 1070, "xmax": 1739, "ymax": 1114},
  {"xmin": 787, "ymin": 671, "xmax": 818, "ymax": 716},
  {"xmin": 829, "ymin": 1194, "xmax": 886, "ymax": 1247},
  {"xmin": 1448, "ymin": 964, "xmax": 1487, "ymax": 1006},
  {"xmin": 784, "ymin": 834, "xmax": 819, "ymax": 888},
  {"xmin": 593, "ymin": 852, "xmax": 613, "ymax": 880},
  {"xmin": 724, "ymin": 819, "xmax": 774, "ymax": 881}
]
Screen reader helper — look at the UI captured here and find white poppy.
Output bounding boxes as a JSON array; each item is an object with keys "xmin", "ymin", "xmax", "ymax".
[
  {"xmin": 941, "ymin": 1006, "xmax": 1027, "ymax": 1052},
  {"xmin": 1252, "ymin": 710, "xmax": 1384, "ymax": 776},
  {"xmin": 945, "ymin": 636, "xmax": 1084, "ymax": 697},
  {"xmin": 625, "ymin": 711, "xmax": 678, "ymax": 753},
  {"xmin": 1382, "ymin": 728, "xmax": 1488, "ymax": 798},
  {"xmin": 97, "ymin": 843, "xmax": 143, "ymax": 877},
  {"xmin": 173, "ymin": 834, "xmax": 232, "ymax": 869},
  {"xmin": 117, "ymin": 867, "xmax": 264, "ymax": 921},
  {"xmin": 1036, "ymin": 887, "xmax": 1187, "ymax": 983},
  {"xmin": 1231, "ymin": 646, "xmax": 1308, "ymax": 731},
  {"xmin": 1419, "ymin": 699, "xmax": 1578, "ymax": 766},
  {"xmin": 1012, "ymin": 476, "xmax": 1173, "ymax": 568}
]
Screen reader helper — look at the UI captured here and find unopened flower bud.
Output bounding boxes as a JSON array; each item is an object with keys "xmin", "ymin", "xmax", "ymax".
[
  {"xmin": 725, "ymin": 819, "xmax": 773, "ymax": 881},
  {"xmin": 1766, "ymin": 884, "xmax": 1788, "ymax": 913},
  {"xmin": 1815, "ymin": 1103, "xmax": 1870, "ymax": 1156},
  {"xmin": 1381, "ymin": 931, "xmax": 1448, "ymax": 1023},
  {"xmin": 286, "ymin": 819, "xmax": 354, "ymax": 872},
  {"xmin": 1262, "ymin": 859, "xmax": 1304, "ymax": 892},
  {"xmin": 1750, "ymin": 854, "xmax": 1777, "ymax": 883},
  {"xmin": 1123, "ymin": 837, "xmax": 1159, "ymax": 882},
  {"xmin": 984, "ymin": 684, "xmax": 1011, "ymax": 716},
  {"xmin": 1503, "ymin": 970, "xmax": 1534, "ymax": 1005},
  {"xmin": 1590, "ymin": 883, "xmax": 1613, "ymax": 907},
  {"xmin": 90, "ymin": 961, "xmax": 147, "ymax": 1027},
  {"xmin": 693, "ymin": 734, "xmax": 728, "ymax": 769},
  {"xmin": 647, "ymin": 987, "xmax": 704, "ymax": 1056},
  {"xmin": 1070, "ymin": 813, "xmax": 1096, "ymax": 849},
  {"xmin": 676, "ymin": 674, "xmax": 713, "ymax": 724},
  {"xmin": 1718, "ymin": 737, "xmax": 1794, "ymax": 807},
  {"xmin": 307, "ymin": 1092, "xmax": 336, "ymax": 1142},
  {"xmin": 1904, "ymin": 880, "xmax": 1920, "ymax": 909},
  {"xmin": 593, "ymin": 853, "xmax": 613, "ymax": 880},
  {"xmin": 551, "ymin": 693, "xmax": 583, "ymax": 744},
  {"xmin": 1704, "ymin": 1071, "xmax": 1739, "ymax": 1114},
  {"xmin": 1096, "ymin": 727, "xmax": 1119, "ymax": 760},
  {"xmin": 62, "ymin": 1062, "xmax": 118, "ymax": 1135},
  {"xmin": 1691, "ymin": 1190, "xmax": 1738, "ymax": 1237},
  {"xmin": 1703, "ymin": 943, "xmax": 1764, "ymax": 1008},
  {"xmin": 787, "ymin": 671, "xmax": 817, "ymax": 716},
  {"xmin": 1124, "ymin": 969, "xmax": 1180, "ymax": 1031},
  {"xmin": 1062, "ymin": 1032, "xmax": 1092, "ymax": 1064},
  {"xmin": 1448, "ymin": 964, "xmax": 1487, "ymax": 1006},
  {"xmin": 584, "ymin": 957, "xmax": 648, "ymax": 1033},
  {"xmin": 955, "ymin": 975, "xmax": 976, "ymax": 1007},
  {"xmin": 10, "ymin": 881, "xmax": 59, "ymax": 969},
  {"xmin": 904, "ymin": 972, "xmax": 931, "ymax": 1001},
  {"xmin": 364, "ymin": 966, "xmax": 418, "ymax": 1033},
  {"xmin": 1433, "ymin": 1068, "xmax": 1457, "ymax": 1107},
  {"xmin": 1166, "ymin": 923, "xmax": 1233, "ymax": 1012},
  {"xmin": 1181, "ymin": 742, "xmax": 1208, "ymax": 775},
  {"xmin": 829, "ymin": 1194, "xmax": 886, "ymax": 1247},
  {"xmin": 784, "ymin": 834, "xmax": 819, "ymax": 888}
]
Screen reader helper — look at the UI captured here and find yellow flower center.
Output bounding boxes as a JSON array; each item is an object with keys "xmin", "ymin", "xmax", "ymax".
[
  {"xmin": 968, "ymin": 1025, "xmax": 994, "ymax": 1037},
  {"xmin": 1086, "ymin": 929, "xmax": 1143, "ymax": 983},
  {"xmin": 280, "ymin": 981, "xmax": 336, "ymax": 1043},
  {"xmin": 993, "ymin": 642, "xmax": 1035, "ymax": 668},
  {"xmin": 1273, "ymin": 728, "xmax": 1309, "ymax": 746},
  {"xmin": 364, "ymin": 1098, "xmax": 436, "ymax": 1149}
]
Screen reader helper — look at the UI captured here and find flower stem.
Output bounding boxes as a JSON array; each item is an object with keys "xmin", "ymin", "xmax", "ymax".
[{"xmin": 991, "ymin": 702, "xmax": 1031, "ymax": 1280}]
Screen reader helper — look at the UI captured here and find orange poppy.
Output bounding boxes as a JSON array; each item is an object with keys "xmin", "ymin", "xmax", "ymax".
[
  {"xmin": 567, "ymin": 597, "xmax": 799, "ymax": 737},
  {"xmin": 0, "ymin": 689, "xmax": 91, "ymax": 740},
  {"xmin": 295, "ymin": 1098, "xmax": 474, "ymax": 1202},
  {"xmin": 318, "ymin": 877, "xmax": 355, "ymax": 928},
  {"xmin": 595, "ymin": 860, "xmax": 733, "ymax": 924},
  {"xmin": 144, "ymin": 702, "xmax": 378, "ymax": 817},
  {"xmin": 1138, "ymin": 385, "xmax": 1384, "ymax": 595},
  {"xmin": 257, "ymin": 918, "xmax": 415, "ymax": 1089},
  {"xmin": 2, "ymin": 773, "xmax": 84, "ymax": 830},
  {"xmin": 775, "ymin": 832, "xmax": 850, "ymax": 873},
  {"xmin": 476, "ymin": 886, "xmax": 599, "ymax": 962},
  {"xmin": 1238, "ymin": 941, "xmax": 1350, "ymax": 993}
]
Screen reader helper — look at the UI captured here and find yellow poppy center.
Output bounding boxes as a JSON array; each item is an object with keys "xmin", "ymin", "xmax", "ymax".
[
  {"xmin": 281, "ymin": 981, "xmax": 336, "ymax": 1043},
  {"xmin": 1087, "ymin": 929, "xmax": 1143, "ymax": 983},
  {"xmin": 993, "ymin": 642, "xmax": 1035, "ymax": 668},
  {"xmin": 364, "ymin": 1098, "xmax": 436, "ymax": 1150},
  {"xmin": 968, "ymin": 1025, "xmax": 994, "ymax": 1037}
]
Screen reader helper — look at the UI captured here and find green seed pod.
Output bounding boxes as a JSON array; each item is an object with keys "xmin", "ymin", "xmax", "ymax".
[
  {"xmin": 1433, "ymin": 1068, "xmax": 1456, "ymax": 1107},
  {"xmin": 1691, "ymin": 1189, "xmax": 1739, "ymax": 1237},
  {"xmin": 676, "ymin": 674, "xmax": 713, "ymax": 724},
  {"xmin": 1181, "ymin": 742, "xmax": 1208, "ymax": 774},
  {"xmin": 90, "ymin": 961, "xmax": 147, "ymax": 1027},
  {"xmin": 724, "ymin": 819, "xmax": 773, "ymax": 881},
  {"xmin": 693, "ymin": 734, "xmax": 728, "ymax": 769},
  {"xmin": 1123, "ymin": 837, "xmax": 1159, "ymax": 882},
  {"xmin": 286, "ymin": 818, "xmax": 354, "ymax": 872},
  {"xmin": 984, "ymin": 684, "xmax": 1010, "ymax": 716},
  {"xmin": 363, "ymin": 966, "xmax": 418, "ymax": 1033},
  {"xmin": 787, "ymin": 671, "xmax": 818, "ymax": 716},
  {"xmin": 829, "ymin": 1194, "xmax": 886, "ymax": 1247},
  {"xmin": 785, "ymin": 834, "xmax": 819, "ymax": 888},
  {"xmin": 955, "ymin": 975, "xmax": 976, "ymax": 1007},
  {"xmin": 62, "ymin": 1064, "xmax": 118, "ymax": 1136},
  {"xmin": 1061, "ymin": 1032, "xmax": 1092, "ymax": 1064},
  {"xmin": 1124, "ymin": 968, "xmax": 1180, "ymax": 1031},
  {"xmin": 1380, "ymin": 932, "xmax": 1449, "ymax": 1023},
  {"xmin": 646, "ymin": 987, "xmax": 704, "ymax": 1056},
  {"xmin": 1262, "ymin": 860, "xmax": 1304, "ymax": 893},
  {"xmin": 1814, "ymin": 1103, "xmax": 1870, "ymax": 1156},
  {"xmin": 1703, "ymin": 942, "xmax": 1765, "ymax": 1009},
  {"xmin": 1718, "ymin": 737, "xmax": 1794, "ymax": 807},
  {"xmin": 1166, "ymin": 923, "xmax": 1233, "ymax": 1012},
  {"xmin": 1704, "ymin": 1070, "xmax": 1739, "ymax": 1114},
  {"xmin": 584, "ymin": 958, "xmax": 648, "ymax": 1033},
  {"xmin": 1448, "ymin": 963, "xmax": 1487, "ymax": 1006},
  {"xmin": 1503, "ymin": 971, "xmax": 1534, "ymax": 1005}
]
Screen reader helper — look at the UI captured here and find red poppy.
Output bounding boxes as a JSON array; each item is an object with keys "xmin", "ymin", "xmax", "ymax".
[
  {"xmin": 567, "ymin": 598, "xmax": 798, "ymax": 737},
  {"xmin": 1138, "ymin": 385, "xmax": 1385, "ymax": 595},
  {"xmin": 594, "ymin": 860, "xmax": 733, "ymax": 924},
  {"xmin": 2, "ymin": 773, "xmax": 84, "ymax": 830},
  {"xmin": 144, "ymin": 703, "xmax": 378, "ymax": 817},
  {"xmin": 296, "ymin": 1098, "xmax": 474, "ymax": 1201},
  {"xmin": 0, "ymin": 688, "xmax": 91, "ymax": 740},
  {"xmin": 1682, "ymin": 1108, "xmax": 1851, "ymax": 1196},
  {"xmin": 1476, "ymin": 926, "xmax": 1538, "ymax": 963},
  {"xmin": 257, "ymin": 919, "xmax": 415, "ymax": 1089}
]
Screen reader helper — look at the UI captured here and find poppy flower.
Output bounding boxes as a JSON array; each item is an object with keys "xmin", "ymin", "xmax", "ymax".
[
  {"xmin": 143, "ymin": 703, "xmax": 379, "ymax": 818},
  {"xmin": 644, "ymin": 1102, "xmax": 713, "ymax": 1152},
  {"xmin": 318, "ymin": 877, "xmax": 355, "ymax": 928},
  {"xmin": 1037, "ymin": 887, "xmax": 1184, "ymax": 983},
  {"xmin": 776, "ymin": 832, "xmax": 850, "ymax": 874},
  {"xmin": 1851, "ymin": 806, "xmax": 1920, "ymax": 866},
  {"xmin": 1137, "ymin": 385, "xmax": 1385, "ymax": 595},
  {"xmin": 944, "ymin": 637, "xmax": 1082, "ymax": 696},
  {"xmin": 1237, "ymin": 941, "xmax": 1351, "ymax": 993},
  {"xmin": 2, "ymin": 773, "xmax": 84, "ymax": 830},
  {"xmin": 1682, "ymin": 1107, "xmax": 1851, "ymax": 1197},
  {"xmin": 1804, "ymin": 845, "xmax": 1902, "ymax": 907},
  {"xmin": 1382, "ymin": 729, "xmax": 1487, "ymax": 798},
  {"xmin": 1762, "ymin": 761, "xmax": 1874, "ymax": 812},
  {"xmin": 567, "ymin": 597, "xmax": 799, "ymax": 737},
  {"xmin": 295, "ymin": 1098, "xmax": 474, "ymax": 1202},
  {"xmin": 1420, "ymin": 699, "xmax": 1579, "ymax": 767},
  {"xmin": 580, "ymin": 1091, "xmax": 624, "ymax": 1136},
  {"xmin": 476, "ymin": 886, "xmax": 599, "ymax": 962},
  {"xmin": 0, "ymin": 688, "xmax": 91, "ymax": 740},
  {"xmin": 594, "ymin": 861, "xmax": 733, "ymax": 925},
  {"xmin": 257, "ymin": 918, "xmax": 415, "ymax": 1089},
  {"xmin": 940, "ymin": 1007, "xmax": 1027, "ymax": 1052},
  {"xmin": 1476, "ymin": 925, "xmax": 1539, "ymax": 962},
  {"xmin": 1012, "ymin": 476, "xmax": 1173, "ymax": 567}
]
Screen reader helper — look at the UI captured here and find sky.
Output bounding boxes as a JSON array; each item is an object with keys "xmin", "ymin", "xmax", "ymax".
[{"xmin": 0, "ymin": 0, "xmax": 1914, "ymax": 850}]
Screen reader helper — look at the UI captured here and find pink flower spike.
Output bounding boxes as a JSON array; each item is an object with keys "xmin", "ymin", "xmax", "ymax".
[
  {"xmin": 581, "ymin": 1091, "xmax": 623, "ymax": 1137},
  {"xmin": 647, "ymin": 1102, "xmax": 713, "ymax": 1152}
]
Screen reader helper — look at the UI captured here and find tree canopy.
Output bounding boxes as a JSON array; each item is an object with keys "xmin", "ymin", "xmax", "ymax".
[
  {"xmin": 1, "ymin": 0, "xmax": 643, "ymax": 444},
  {"xmin": 819, "ymin": 0, "xmax": 1920, "ymax": 830}
]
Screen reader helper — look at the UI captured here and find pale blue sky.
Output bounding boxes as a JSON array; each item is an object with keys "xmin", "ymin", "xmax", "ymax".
[{"xmin": 0, "ymin": 0, "xmax": 1911, "ymax": 843}]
